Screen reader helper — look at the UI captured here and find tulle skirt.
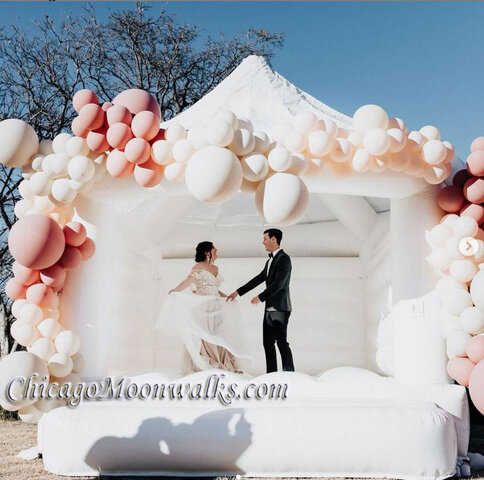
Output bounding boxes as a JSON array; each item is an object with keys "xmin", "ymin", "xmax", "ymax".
[{"xmin": 155, "ymin": 291, "xmax": 250, "ymax": 374}]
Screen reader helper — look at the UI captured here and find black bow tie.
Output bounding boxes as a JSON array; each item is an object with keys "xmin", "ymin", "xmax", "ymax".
[{"xmin": 268, "ymin": 253, "xmax": 273, "ymax": 258}]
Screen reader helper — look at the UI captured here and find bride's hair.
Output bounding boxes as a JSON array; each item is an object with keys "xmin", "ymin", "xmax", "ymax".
[{"xmin": 195, "ymin": 241, "xmax": 213, "ymax": 262}]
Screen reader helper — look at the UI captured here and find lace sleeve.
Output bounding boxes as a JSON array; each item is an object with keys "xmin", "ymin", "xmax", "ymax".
[{"xmin": 189, "ymin": 269, "xmax": 202, "ymax": 279}]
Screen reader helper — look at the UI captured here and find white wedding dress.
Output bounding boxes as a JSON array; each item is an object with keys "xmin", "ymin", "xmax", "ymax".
[{"xmin": 156, "ymin": 268, "xmax": 249, "ymax": 374}]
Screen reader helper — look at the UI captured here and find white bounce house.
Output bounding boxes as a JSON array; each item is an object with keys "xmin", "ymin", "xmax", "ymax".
[{"xmin": 3, "ymin": 56, "xmax": 479, "ymax": 478}]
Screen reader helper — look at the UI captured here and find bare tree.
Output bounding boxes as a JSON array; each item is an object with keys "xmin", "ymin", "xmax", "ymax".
[{"xmin": 0, "ymin": 2, "xmax": 283, "ymax": 357}]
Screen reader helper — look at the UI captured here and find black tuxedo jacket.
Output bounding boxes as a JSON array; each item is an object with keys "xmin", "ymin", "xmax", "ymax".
[{"xmin": 237, "ymin": 250, "xmax": 292, "ymax": 312}]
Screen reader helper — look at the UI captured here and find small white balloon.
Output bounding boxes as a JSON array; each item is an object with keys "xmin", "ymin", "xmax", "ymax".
[
  {"xmin": 351, "ymin": 149, "xmax": 371, "ymax": 172},
  {"xmin": 204, "ymin": 120, "xmax": 234, "ymax": 147},
  {"xmin": 228, "ymin": 129, "xmax": 255, "ymax": 156},
  {"xmin": 29, "ymin": 172, "xmax": 52, "ymax": 199},
  {"xmin": 68, "ymin": 155, "xmax": 95, "ymax": 182},
  {"xmin": 268, "ymin": 147, "xmax": 292, "ymax": 172},
  {"xmin": 293, "ymin": 111, "xmax": 318, "ymax": 134},
  {"xmin": 388, "ymin": 117, "xmax": 407, "ymax": 132},
  {"xmin": 31, "ymin": 154, "xmax": 45, "ymax": 172},
  {"xmin": 12, "ymin": 299, "xmax": 28, "ymax": 319},
  {"xmin": 444, "ymin": 236, "xmax": 466, "ymax": 261},
  {"xmin": 363, "ymin": 128, "xmax": 390, "ymax": 156},
  {"xmin": 236, "ymin": 117, "xmax": 254, "ymax": 133},
  {"xmin": 51, "ymin": 178, "xmax": 77, "ymax": 204},
  {"xmin": 172, "ymin": 139, "xmax": 195, "ymax": 164},
  {"xmin": 55, "ymin": 330, "xmax": 80, "ymax": 356},
  {"xmin": 65, "ymin": 136, "xmax": 90, "ymax": 157},
  {"xmin": 11, "ymin": 320, "xmax": 40, "ymax": 347},
  {"xmin": 165, "ymin": 124, "xmax": 186, "ymax": 144},
  {"xmin": 423, "ymin": 140, "xmax": 446, "ymax": 165},
  {"xmin": 426, "ymin": 247, "xmax": 452, "ymax": 271},
  {"xmin": 28, "ymin": 338, "xmax": 55, "ymax": 362},
  {"xmin": 19, "ymin": 304, "xmax": 43, "ymax": 326},
  {"xmin": 419, "ymin": 125, "xmax": 441, "ymax": 141},
  {"xmin": 388, "ymin": 128, "xmax": 406, "ymax": 153},
  {"xmin": 241, "ymin": 153, "xmax": 269, "ymax": 182},
  {"xmin": 284, "ymin": 130, "xmax": 307, "ymax": 153},
  {"xmin": 331, "ymin": 137, "xmax": 353, "ymax": 163},
  {"xmin": 308, "ymin": 130, "xmax": 333, "ymax": 157},
  {"xmin": 252, "ymin": 131, "xmax": 271, "ymax": 154},
  {"xmin": 447, "ymin": 329, "xmax": 472, "ymax": 357},
  {"xmin": 151, "ymin": 140, "xmax": 173, "ymax": 165},
  {"xmin": 52, "ymin": 133, "xmax": 73, "ymax": 155},
  {"xmin": 406, "ymin": 131, "xmax": 425, "ymax": 153},
  {"xmin": 50, "ymin": 153, "xmax": 71, "ymax": 177},
  {"xmin": 452, "ymin": 215, "xmax": 479, "ymax": 239},
  {"xmin": 215, "ymin": 110, "xmax": 238, "ymax": 130},
  {"xmin": 48, "ymin": 353, "xmax": 73, "ymax": 378},
  {"xmin": 347, "ymin": 131, "xmax": 364, "ymax": 148},
  {"xmin": 450, "ymin": 260, "xmax": 477, "ymax": 283},
  {"xmin": 442, "ymin": 288, "xmax": 474, "ymax": 316},
  {"xmin": 353, "ymin": 105, "xmax": 389, "ymax": 133},
  {"xmin": 317, "ymin": 118, "xmax": 338, "ymax": 137},
  {"xmin": 426, "ymin": 223, "xmax": 453, "ymax": 248},
  {"xmin": 14, "ymin": 199, "xmax": 33, "ymax": 218},
  {"xmin": 34, "ymin": 195, "xmax": 56, "ymax": 214},
  {"xmin": 163, "ymin": 162, "xmax": 185, "ymax": 183},
  {"xmin": 37, "ymin": 318, "xmax": 62, "ymax": 339},
  {"xmin": 460, "ymin": 307, "xmax": 484, "ymax": 335}
]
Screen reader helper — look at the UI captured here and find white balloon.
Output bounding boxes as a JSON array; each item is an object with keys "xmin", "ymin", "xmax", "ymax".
[
  {"xmin": 460, "ymin": 307, "xmax": 484, "ymax": 335},
  {"xmin": 19, "ymin": 403, "xmax": 43, "ymax": 424},
  {"xmin": 228, "ymin": 129, "xmax": 255, "ymax": 156},
  {"xmin": 14, "ymin": 199, "xmax": 33, "ymax": 218},
  {"xmin": 423, "ymin": 163, "xmax": 451, "ymax": 185},
  {"xmin": 50, "ymin": 153, "xmax": 71, "ymax": 177},
  {"xmin": 268, "ymin": 147, "xmax": 292, "ymax": 172},
  {"xmin": 39, "ymin": 139, "xmax": 54, "ymax": 155},
  {"xmin": 28, "ymin": 338, "xmax": 55, "ymax": 362},
  {"xmin": 68, "ymin": 155, "xmax": 95, "ymax": 182},
  {"xmin": 363, "ymin": 128, "xmax": 390, "ymax": 156},
  {"xmin": 388, "ymin": 150, "xmax": 410, "ymax": 172},
  {"xmin": 11, "ymin": 320, "xmax": 40, "ymax": 347},
  {"xmin": 48, "ymin": 353, "xmax": 73, "ymax": 378},
  {"xmin": 419, "ymin": 125, "xmax": 441, "ymax": 141},
  {"xmin": 0, "ymin": 351, "xmax": 49, "ymax": 411},
  {"xmin": 241, "ymin": 153, "xmax": 269, "ymax": 182},
  {"xmin": 470, "ymin": 268, "xmax": 484, "ymax": 308},
  {"xmin": 65, "ymin": 136, "xmax": 89, "ymax": 157},
  {"xmin": 452, "ymin": 215, "xmax": 479, "ymax": 239},
  {"xmin": 308, "ymin": 130, "xmax": 333, "ymax": 157},
  {"xmin": 317, "ymin": 118, "xmax": 338, "ymax": 138},
  {"xmin": 187, "ymin": 128, "xmax": 209, "ymax": 150},
  {"xmin": 31, "ymin": 154, "xmax": 45, "ymax": 172},
  {"xmin": 43, "ymin": 306, "xmax": 59, "ymax": 320},
  {"xmin": 172, "ymin": 139, "xmax": 195, "ymax": 164},
  {"xmin": 165, "ymin": 124, "xmax": 186, "ymax": 144},
  {"xmin": 252, "ymin": 131, "xmax": 271, "ymax": 154},
  {"xmin": 185, "ymin": 146, "xmax": 242, "ymax": 202},
  {"xmin": 12, "ymin": 299, "xmax": 28, "ymax": 319},
  {"xmin": 51, "ymin": 178, "xmax": 77, "ymax": 204},
  {"xmin": 444, "ymin": 236, "xmax": 466, "ymax": 261},
  {"xmin": 435, "ymin": 275, "xmax": 468, "ymax": 295},
  {"xmin": 351, "ymin": 149, "xmax": 371, "ymax": 172},
  {"xmin": 19, "ymin": 304, "xmax": 43, "ymax": 326},
  {"xmin": 255, "ymin": 173, "xmax": 309, "ymax": 226},
  {"xmin": 423, "ymin": 140, "xmax": 446, "ymax": 165},
  {"xmin": 443, "ymin": 141, "xmax": 455, "ymax": 164},
  {"xmin": 0, "ymin": 119, "xmax": 39, "ymax": 168},
  {"xmin": 353, "ymin": 105, "xmax": 389, "ymax": 133},
  {"xmin": 215, "ymin": 110, "xmax": 238, "ymax": 130},
  {"xmin": 204, "ymin": 120, "xmax": 234, "ymax": 147},
  {"xmin": 406, "ymin": 131, "xmax": 425, "ymax": 153},
  {"xmin": 52, "ymin": 133, "xmax": 73, "ymax": 155},
  {"xmin": 426, "ymin": 247, "xmax": 452, "ymax": 271},
  {"xmin": 347, "ymin": 131, "xmax": 363, "ymax": 148},
  {"xmin": 293, "ymin": 111, "xmax": 318, "ymax": 134},
  {"xmin": 237, "ymin": 117, "xmax": 254, "ymax": 133},
  {"xmin": 286, "ymin": 153, "xmax": 308, "ymax": 176},
  {"xmin": 34, "ymin": 195, "xmax": 56, "ymax": 214},
  {"xmin": 29, "ymin": 172, "xmax": 52, "ymax": 197},
  {"xmin": 450, "ymin": 260, "xmax": 477, "ymax": 283},
  {"xmin": 388, "ymin": 117, "xmax": 407, "ymax": 132},
  {"xmin": 426, "ymin": 223, "xmax": 453, "ymax": 247},
  {"xmin": 163, "ymin": 162, "xmax": 185, "ymax": 183},
  {"xmin": 55, "ymin": 330, "xmax": 80, "ymax": 356},
  {"xmin": 387, "ymin": 128, "xmax": 406, "ymax": 153},
  {"xmin": 442, "ymin": 288, "xmax": 474, "ymax": 316},
  {"xmin": 441, "ymin": 213, "xmax": 460, "ymax": 228},
  {"xmin": 331, "ymin": 137, "xmax": 352, "ymax": 163},
  {"xmin": 37, "ymin": 318, "xmax": 62, "ymax": 339},
  {"xmin": 447, "ymin": 329, "xmax": 472, "ymax": 357},
  {"xmin": 151, "ymin": 140, "xmax": 173, "ymax": 165}
]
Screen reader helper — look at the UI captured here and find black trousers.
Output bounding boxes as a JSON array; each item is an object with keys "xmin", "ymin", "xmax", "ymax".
[{"xmin": 263, "ymin": 311, "xmax": 295, "ymax": 373}]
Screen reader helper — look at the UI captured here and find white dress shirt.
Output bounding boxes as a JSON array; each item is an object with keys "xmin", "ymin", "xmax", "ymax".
[{"xmin": 265, "ymin": 247, "xmax": 281, "ymax": 311}]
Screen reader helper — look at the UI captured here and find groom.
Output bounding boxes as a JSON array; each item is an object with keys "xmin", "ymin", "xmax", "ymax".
[{"xmin": 227, "ymin": 229, "xmax": 295, "ymax": 373}]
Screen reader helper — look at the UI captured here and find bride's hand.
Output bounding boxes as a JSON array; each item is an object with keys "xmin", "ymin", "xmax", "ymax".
[{"xmin": 168, "ymin": 289, "xmax": 176, "ymax": 294}]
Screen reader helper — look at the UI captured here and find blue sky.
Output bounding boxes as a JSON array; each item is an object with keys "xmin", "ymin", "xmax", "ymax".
[{"xmin": 1, "ymin": 2, "xmax": 484, "ymax": 159}]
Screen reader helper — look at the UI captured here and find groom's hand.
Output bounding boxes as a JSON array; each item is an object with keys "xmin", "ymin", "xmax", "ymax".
[
  {"xmin": 251, "ymin": 296, "xmax": 261, "ymax": 306},
  {"xmin": 226, "ymin": 291, "xmax": 239, "ymax": 302}
]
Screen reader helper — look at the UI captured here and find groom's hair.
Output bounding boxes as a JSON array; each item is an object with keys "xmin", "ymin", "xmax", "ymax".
[{"xmin": 264, "ymin": 228, "xmax": 283, "ymax": 245}]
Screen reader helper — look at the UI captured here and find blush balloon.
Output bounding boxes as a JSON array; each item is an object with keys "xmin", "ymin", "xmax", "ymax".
[
  {"xmin": 460, "ymin": 203, "xmax": 484, "ymax": 226},
  {"xmin": 72, "ymin": 89, "xmax": 99, "ymax": 113},
  {"xmin": 471, "ymin": 137, "xmax": 484, "ymax": 153},
  {"xmin": 467, "ymin": 150, "xmax": 484, "ymax": 177},
  {"xmin": 78, "ymin": 104, "xmax": 105, "ymax": 131},
  {"xmin": 467, "ymin": 335, "xmax": 484, "ymax": 364},
  {"xmin": 106, "ymin": 105, "xmax": 132, "ymax": 126},
  {"xmin": 8, "ymin": 215, "xmax": 65, "ymax": 270},
  {"xmin": 106, "ymin": 123, "xmax": 133, "ymax": 150},
  {"xmin": 447, "ymin": 356, "xmax": 476, "ymax": 387},
  {"xmin": 86, "ymin": 127, "xmax": 109, "ymax": 153},
  {"xmin": 124, "ymin": 138, "xmax": 151, "ymax": 164},
  {"xmin": 78, "ymin": 237, "xmax": 95, "ymax": 260},
  {"xmin": 437, "ymin": 185, "xmax": 466, "ymax": 213},
  {"xmin": 106, "ymin": 150, "xmax": 135, "ymax": 178},
  {"xmin": 71, "ymin": 117, "xmax": 89, "ymax": 138},
  {"xmin": 63, "ymin": 222, "xmax": 87, "ymax": 247},
  {"xmin": 464, "ymin": 177, "xmax": 484, "ymax": 204},
  {"xmin": 12, "ymin": 262, "xmax": 40, "ymax": 286},
  {"xmin": 102, "ymin": 102, "xmax": 113, "ymax": 112},
  {"xmin": 134, "ymin": 158, "xmax": 164, "ymax": 187},
  {"xmin": 5, "ymin": 278, "xmax": 27, "ymax": 300},
  {"xmin": 58, "ymin": 246, "xmax": 83, "ymax": 269},
  {"xmin": 26, "ymin": 283, "xmax": 54, "ymax": 308},
  {"xmin": 40, "ymin": 264, "xmax": 67, "ymax": 288},
  {"xmin": 131, "ymin": 111, "xmax": 160, "ymax": 141},
  {"xmin": 469, "ymin": 359, "xmax": 484, "ymax": 415},
  {"xmin": 112, "ymin": 89, "xmax": 161, "ymax": 118}
]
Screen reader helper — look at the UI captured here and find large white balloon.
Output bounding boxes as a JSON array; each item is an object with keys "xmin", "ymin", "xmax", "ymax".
[
  {"xmin": 353, "ymin": 105, "xmax": 389, "ymax": 133},
  {"xmin": 255, "ymin": 173, "xmax": 309, "ymax": 226},
  {"xmin": 470, "ymin": 267, "xmax": 484, "ymax": 308},
  {"xmin": 215, "ymin": 110, "xmax": 238, "ymax": 130},
  {"xmin": 185, "ymin": 146, "xmax": 242, "ymax": 202},
  {"xmin": 449, "ymin": 260, "xmax": 477, "ymax": 283},
  {"xmin": 0, "ymin": 119, "xmax": 39, "ymax": 168},
  {"xmin": 0, "ymin": 351, "xmax": 49, "ymax": 411},
  {"xmin": 241, "ymin": 153, "xmax": 269, "ymax": 182}
]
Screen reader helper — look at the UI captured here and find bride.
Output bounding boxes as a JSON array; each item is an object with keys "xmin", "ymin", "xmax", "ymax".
[{"xmin": 156, "ymin": 241, "xmax": 248, "ymax": 375}]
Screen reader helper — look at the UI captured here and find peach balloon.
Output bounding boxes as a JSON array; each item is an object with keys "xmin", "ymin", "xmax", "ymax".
[
  {"xmin": 8, "ymin": 215, "xmax": 65, "ymax": 270},
  {"xmin": 63, "ymin": 222, "xmax": 87, "ymax": 247},
  {"xmin": 437, "ymin": 185, "xmax": 466, "ymax": 213},
  {"xmin": 112, "ymin": 89, "xmax": 161, "ymax": 118},
  {"xmin": 58, "ymin": 246, "xmax": 83, "ymax": 269},
  {"xmin": 26, "ymin": 283, "xmax": 54, "ymax": 308},
  {"xmin": 463, "ymin": 177, "xmax": 484, "ymax": 204},
  {"xmin": 5, "ymin": 278, "xmax": 27, "ymax": 300},
  {"xmin": 131, "ymin": 111, "xmax": 160, "ymax": 141},
  {"xmin": 86, "ymin": 127, "xmax": 109, "ymax": 153},
  {"xmin": 471, "ymin": 137, "xmax": 484, "ymax": 153},
  {"xmin": 106, "ymin": 123, "xmax": 133, "ymax": 150},
  {"xmin": 466, "ymin": 150, "xmax": 484, "ymax": 177},
  {"xmin": 124, "ymin": 138, "xmax": 151, "ymax": 164},
  {"xmin": 106, "ymin": 105, "xmax": 132, "ymax": 126},
  {"xmin": 447, "ymin": 356, "xmax": 475, "ymax": 387},
  {"xmin": 71, "ymin": 116, "xmax": 89, "ymax": 138},
  {"xmin": 467, "ymin": 334, "xmax": 484, "ymax": 364},
  {"xmin": 72, "ymin": 89, "xmax": 99, "ymax": 113},
  {"xmin": 78, "ymin": 103, "xmax": 105, "ymax": 131},
  {"xmin": 134, "ymin": 158, "xmax": 164, "ymax": 187},
  {"xmin": 106, "ymin": 150, "xmax": 135, "ymax": 178},
  {"xmin": 460, "ymin": 203, "xmax": 484, "ymax": 226},
  {"xmin": 40, "ymin": 264, "xmax": 67, "ymax": 288},
  {"xmin": 469, "ymin": 359, "xmax": 484, "ymax": 415},
  {"xmin": 12, "ymin": 262, "xmax": 40, "ymax": 286},
  {"xmin": 102, "ymin": 102, "xmax": 113, "ymax": 112},
  {"xmin": 78, "ymin": 237, "xmax": 95, "ymax": 260}
]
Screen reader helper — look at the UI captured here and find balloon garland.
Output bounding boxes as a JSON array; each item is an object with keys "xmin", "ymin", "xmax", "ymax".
[{"xmin": 0, "ymin": 87, "xmax": 478, "ymax": 424}]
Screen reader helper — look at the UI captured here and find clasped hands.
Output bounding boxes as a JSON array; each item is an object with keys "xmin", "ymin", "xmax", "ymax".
[{"xmin": 226, "ymin": 291, "xmax": 260, "ymax": 306}]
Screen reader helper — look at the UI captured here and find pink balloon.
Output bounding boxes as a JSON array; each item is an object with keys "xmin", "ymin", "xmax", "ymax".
[
  {"xmin": 467, "ymin": 150, "xmax": 484, "ymax": 177},
  {"xmin": 437, "ymin": 185, "xmax": 466, "ymax": 213},
  {"xmin": 40, "ymin": 263, "xmax": 67, "ymax": 288},
  {"xmin": 149, "ymin": 129, "xmax": 165, "ymax": 145},
  {"xmin": 106, "ymin": 104, "xmax": 132, "ymax": 126},
  {"xmin": 106, "ymin": 149, "xmax": 135, "ymax": 178},
  {"xmin": 26, "ymin": 283, "xmax": 54, "ymax": 308},
  {"xmin": 78, "ymin": 237, "xmax": 96, "ymax": 261},
  {"xmin": 12, "ymin": 262, "xmax": 40, "ymax": 286},
  {"xmin": 5, "ymin": 278, "xmax": 27, "ymax": 300},
  {"xmin": 112, "ymin": 89, "xmax": 161, "ymax": 118},
  {"xmin": 72, "ymin": 89, "xmax": 99, "ymax": 113},
  {"xmin": 8, "ymin": 215, "xmax": 65, "ymax": 270},
  {"xmin": 78, "ymin": 103, "xmax": 105, "ymax": 131},
  {"xmin": 63, "ymin": 222, "xmax": 87, "ymax": 247},
  {"xmin": 467, "ymin": 335, "xmax": 484, "ymax": 364},
  {"xmin": 131, "ymin": 111, "xmax": 160, "ymax": 141},
  {"xmin": 71, "ymin": 116, "xmax": 89, "ymax": 138},
  {"xmin": 471, "ymin": 137, "xmax": 484, "ymax": 153},
  {"xmin": 453, "ymin": 169, "xmax": 472, "ymax": 188},
  {"xmin": 463, "ymin": 177, "xmax": 484, "ymax": 204},
  {"xmin": 86, "ymin": 127, "xmax": 109, "ymax": 153},
  {"xmin": 460, "ymin": 203, "xmax": 484, "ymax": 226},
  {"xmin": 58, "ymin": 246, "xmax": 83, "ymax": 269},
  {"xmin": 134, "ymin": 158, "xmax": 164, "ymax": 188},
  {"xmin": 106, "ymin": 123, "xmax": 133, "ymax": 150},
  {"xmin": 447, "ymin": 356, "xmax": 476, "ymax": 387},
  {"xmin": 469, "ymin": 359, "xmax": 484, "ymax": 415},
  {"xmin": 125, "ymin": 138, "xmax": 151, "ymax": 164},
  {"xmin": 102, "ymin": 102, "xmax": 113, "ymax": 112}
]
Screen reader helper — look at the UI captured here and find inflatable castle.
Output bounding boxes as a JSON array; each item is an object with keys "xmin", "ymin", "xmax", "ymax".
[{"xmin": 0, "ymin": 56, "xmax": 483, "ymax": 478}]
